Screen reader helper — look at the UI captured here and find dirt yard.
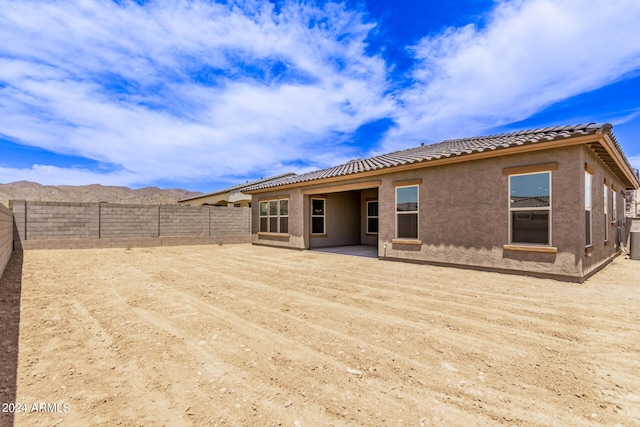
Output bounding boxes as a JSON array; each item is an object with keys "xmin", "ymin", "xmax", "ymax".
[{"xmin": 1, "ymin": 244, "xmax": 639, "ymax": 426}]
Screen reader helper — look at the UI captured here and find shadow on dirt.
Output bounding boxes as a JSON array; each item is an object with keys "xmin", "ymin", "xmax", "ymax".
[{"xmin": 0, "ymin": 251, "xmax": 23, "ymax": 427}]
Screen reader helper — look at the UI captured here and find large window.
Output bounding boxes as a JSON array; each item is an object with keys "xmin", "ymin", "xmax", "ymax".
[
  {"xmin": 604, "ymin": 183, "xmax": 608, "ymax": 242},
  {"xmin": 585, "ymin": 172, "xmax": 592, "ymax": 246},
  {"xmin": 259, "ymin": 198, "xmax": 288, "ymax": 233},
  {"xmin": 367, "ymin": 200, "xmax": 378, "ymax": 234},
  {"xmin": 396, "ymin": 186, "xmax": 418, "ymax": 239},
  {"xmin": 311, "ymin": 198, "xmax": 325, "ymax": 234},
  {"xmin": 509, "ymin": 172, "xmax": 551, "ymax": 245}
]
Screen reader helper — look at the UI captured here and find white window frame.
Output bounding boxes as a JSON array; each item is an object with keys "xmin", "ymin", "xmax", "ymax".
[
  {"xmin": 395, "ymin": 185, "xmax": 419, "ymax": 239},
  {"xmin": 612, "ymin": 188, "xmax": 617, "ymax": 224},
  {"xmin": 311, "ymin": 198, "xmax": 326, "ymax": 235},
  {"xmin": 604, "ymin": 183, "xmax": 608, "ymax": 242},
  {"xmin": 259, "ymin": 201, "xmax": 268, "ymax": 233},
  {"xmin": 366, "ymin": 200, "xmax": 378, "ymax": 235},
  {"xmin": 508, "ymin": 171, "xmax": 552, "ymax": 246},
  {"xmin": 259, "ymin": 198, "xmax": 289, "ymax": 233},
  {"xmin": 585, "ymin": 171, "xmax": 592, "ymax": 247},
  {"xmin": 278, "ymin": 199, "xmax": 289, "ymax": 234}
]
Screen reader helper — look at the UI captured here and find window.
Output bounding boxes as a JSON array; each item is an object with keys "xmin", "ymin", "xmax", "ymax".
[
  {"xmin": 585, "ymin": 172, "xmax": 592, "ymax": 246},
  {"xmin": 509, "ymin": 172, "xmax": 550, "ymax": 245},
  {"xmin": 604, "ymin": 184, "xmax": 608, "ymax": 242},
  {"xmin": 396, "ymin": 185, "xmax": 418, "ymax": 239},
  {"xmin": 259, "ymin": 198, "xmax": 288, "ymax": 233},
  {"xmin": 259, "ymin": 201, "xmax": 268, "ymax": 232},
  {"xmin": 279, "ymin": 199, "xmax": 288, "ymax": 234},
  {"xmin": 366, "ymin": 200, "xmax": 378, "ymax": 234},
  {"xmin": 311, "ymin": 198, "xmax": 325, "ymax": 234},
  {"xmin": 269, "ymin": 200, "xmax": 278, "ymax": 232},
  {"xmin": 612, "ymin": 189, "xmax": 617, "ymax": 224}
]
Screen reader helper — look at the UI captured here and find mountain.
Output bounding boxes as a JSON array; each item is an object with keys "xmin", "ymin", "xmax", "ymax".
[{"xmin": 0, "ymin": 181, "xmax": 202, "ymax": 207}]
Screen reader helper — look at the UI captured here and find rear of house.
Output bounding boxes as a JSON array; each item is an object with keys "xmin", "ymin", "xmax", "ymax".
[{"xmin": 245, "ymin": 124, "xmax": 639, "ymax": 282}]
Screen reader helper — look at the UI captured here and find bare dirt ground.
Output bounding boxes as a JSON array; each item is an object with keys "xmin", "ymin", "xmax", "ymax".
[{"xmin": 1, "ymin": 244, "xmax": 639, "ymax": 426}]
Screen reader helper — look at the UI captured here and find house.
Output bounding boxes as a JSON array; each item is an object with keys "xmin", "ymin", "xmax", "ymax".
[
  {"xmin": 178, "ymin": 173, "xmax": 296, "ymax": 207},
  {"xmin": 244, "ymin": 123, "xmax": 639, "ymax": 282}
]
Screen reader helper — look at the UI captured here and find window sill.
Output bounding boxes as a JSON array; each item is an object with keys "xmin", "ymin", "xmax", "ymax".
[
  {"xmin": 503, "ymin": 244, "xmax": 557, "ymax": 254},
  {"xmin": 258, "ymin": 232, "xmax": 289, "ymax": 238},
  {"xmin": 585, "ymin": 245, "xmax": 595, "ymax": 254},
  {"xmin": 392, "ymin": 239, "xmax": 422, "ymax": 245}
]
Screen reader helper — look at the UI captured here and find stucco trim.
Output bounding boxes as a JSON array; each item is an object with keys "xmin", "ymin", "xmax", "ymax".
[
  {"xmin": 585, "ymin": 162, "xmax": 595, "ymax": 175},
  {"xmin": 258, "ymin": 194, "xmax": 290, "ymax": 201},
  {"xmin": 257, "ymin": 232, "xmax": 290, "ymax": 238},
  {"xmin": 393, "ymin": 179, "xmax": 422, "ymax": 187},
  {"xmin": 502, "ymin": 162, "xmax": 557, "ymax": 176},
  {"xmin": 392, "ymin": 239, "xmax": 423, "ymax": 245},
  {"xmin": 503, "ymin": 244, "xmax": 558, "ymax": 254}
]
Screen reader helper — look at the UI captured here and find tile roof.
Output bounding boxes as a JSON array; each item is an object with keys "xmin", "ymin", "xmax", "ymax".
[{"xmin": 245, "ymin": 123, "xmax": 637, "ymax": 192}]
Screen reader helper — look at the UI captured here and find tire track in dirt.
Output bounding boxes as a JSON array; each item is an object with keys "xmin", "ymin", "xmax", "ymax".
[
  {"xmin": 126, "ymin": 252, "xmax": 598, "ymax": 425},
  {"xmin": 11, "ymin": 245, "xmax": 640, "ymax": 426},
  {"xmin": 179, "ymin": 249, "xmax": 591, "ymax": 359}
]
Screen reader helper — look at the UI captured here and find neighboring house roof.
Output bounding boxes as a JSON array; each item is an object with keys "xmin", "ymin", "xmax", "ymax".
[
  {"xmin": 511, "ymin": 196, "xmax": 550, "ymax": 209},
  {"xmin": 244, "ymin": 123, "xmax": 639, "ymax": 193},
  {"xmin": 179, "ymin": 172, "xmax": 296, "ymax": 203}
]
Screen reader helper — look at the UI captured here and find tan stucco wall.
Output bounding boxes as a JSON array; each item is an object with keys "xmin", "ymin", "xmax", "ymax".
[
  {"xmin": 581, "ymin": 146, "xmax": 626, "ymax": 277},
  {"xmin": 252, "ymin": 189, "xmax": 306, "ymax": 249},
  {"xmin": 376, "ymin": 146, "xmax": 584, "ymax": 279},
  {"xmin": 251, "ymin": 144, "xmax": 626, "ymax": 280},
  {"xmin": 360, "ymin": 188, "xmax": 378, "ymax": 246},
  {"xmin": 308, "ymin": 191, "xmax": 361, "ymax": 248}
]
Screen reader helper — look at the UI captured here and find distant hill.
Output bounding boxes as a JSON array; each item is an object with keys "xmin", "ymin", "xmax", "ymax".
[{"xmin": 0, "ymin": 181, "xmax": 202, "ymax": 207}]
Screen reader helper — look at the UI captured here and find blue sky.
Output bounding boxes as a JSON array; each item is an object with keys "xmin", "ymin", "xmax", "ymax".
[{"xmin": 1, "ymin": 0, "xmax": 639, "ymax": 193}]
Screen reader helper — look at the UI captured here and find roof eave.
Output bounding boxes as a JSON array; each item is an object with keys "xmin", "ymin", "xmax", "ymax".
[{"xmin": 601, "ymin": 134, "xmax": 640, "ymax": 189}]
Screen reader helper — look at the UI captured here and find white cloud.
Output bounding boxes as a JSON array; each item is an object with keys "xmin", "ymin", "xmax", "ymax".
[
  {"xmin": 381, "ymin": 0, "xmax": 640, "ymax": 151},
  {"xmin": 2, "ymin": 0, "xmax": 640, "ymax": 188},
  {"xmin": 0, "ymin": 0, "xmax": 394, "ymax": 186}
]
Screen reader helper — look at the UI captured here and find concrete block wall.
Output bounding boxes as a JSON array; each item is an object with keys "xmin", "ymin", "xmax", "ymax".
[
  {"xmin": 211, "ymin": 206, "xmax": 251, "ymax": 236},
  {"xmin": 0, "ymin": 203, "xmax": 12, "ymax": 279},
  {"xmin": 160, "ymin": 205, "xmax": 209, "ymax": 236},
  {"xmin": 10, "ymin": 201, "xmax": 251, "ymax": 250},
  {"xmin": 25, "ymin": 201, "xmax": 99, "ymax": 240},
  {"xmin": 100, "ymin": 204, "xmax": 160, "ymax": 238}
]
